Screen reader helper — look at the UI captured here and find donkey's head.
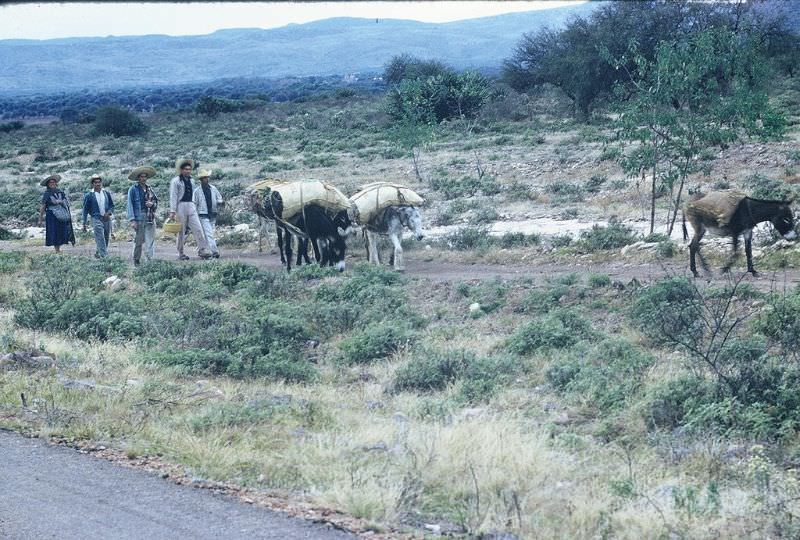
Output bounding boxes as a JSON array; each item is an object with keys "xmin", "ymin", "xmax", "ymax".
[
  {"xmin": 398, "ymin": 206, "xmax": 424, "ymax": 241},
  {"xmin": 772, "ymin": 202, "xmax": 796, "ymax": 240}
]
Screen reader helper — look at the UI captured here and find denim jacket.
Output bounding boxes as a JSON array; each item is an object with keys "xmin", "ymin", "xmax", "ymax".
[
  {"xmin": 82, "ymin": 189, "xmax": 114, "ymax": 225},
  {"xmin": 127, "ymin": 184, "xmax": 158, "ymax": 222}
]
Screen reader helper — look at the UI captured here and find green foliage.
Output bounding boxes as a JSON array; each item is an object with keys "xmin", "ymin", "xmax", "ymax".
[
  {"xmin": 545, "ymin": 182, "xmax": 584, "ymax": 203},
  {"xmin": 0, "ymin": 121, "xmax": 24, "ymax": 133},
  {"xmin": 430, "ymin": 174, "xmax": 500, "ymax": 198},
  {"xmin": 499, "ymin": 232, "xmax": 540, "ymax": 248},
  {"xmin": 588, "ymin": 273, "xmax": 611, "ymax": 288},
  {"xmin": 629, "ymin": 277, "xmax": 702, "ymax": 346},
  {"xmin": 209, "ymin": 261, "xmax": 259, "ymax": 289},
  {"xmin": 195, "ymin": 96, "xmax": 245, "ymax": 117},
  {"xmin": 188, "ymin": 396, "xmax": 329, "ymax": 433},
  {"xmin": 546, "ymin": 338, "xmax": 654, "ymax": 410},
  {"xmin": 226, "ymin": 347, "xmax": 317, "ymax": 382},
  {"xmin": 134, "ymin": 259, "xmax": 198, "ymax": 286},
  {"xmin": 507, "ymin": 308, "xmax": 595, "ymax": 355},
  {"xmin": 91, "ymin": 105, "xmax": 148, "ymax": 137},
  {"xmin": 443, "ymin": 226, "xmax": 491, "ymax": 251},
  {"xmin": 746, "ymin": 174, "xmax": 796, "ymax": 202},
  {"xmin": 383, "ymin": 54, "xmax": 452, "ymax": 86},
  {"xmin": 338, "ymin": 324, "xmax": 414, "ymax": 365},
  {"xmin": 146, "ymin": 348, "xmax": 234, "ymax": 375},
  {"xmin": 579, "ymin": 219, "xmax": 639, "ymax": 251},
  {"xmin": 392, "ymin": 348, "xmax": 522, "ymax": 401},
  {"xmin": 0, "ymin": 187, "xmax": 45, "ymax": 226},
  {"xmin": 386, "ymin": 68, "xmax": 492, "ymax": 123},
  {"xmin": 0, "ymin": 252, "xmax": 24, "ymax": 273}
]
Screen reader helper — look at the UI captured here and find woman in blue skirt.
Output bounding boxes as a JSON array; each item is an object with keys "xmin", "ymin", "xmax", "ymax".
[{"xmin": 37, "ymin": 174, "xmax": 75, "ymax": 252}]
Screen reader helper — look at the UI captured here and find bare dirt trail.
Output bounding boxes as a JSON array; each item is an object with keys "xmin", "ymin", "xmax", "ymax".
[
  {"xmin": 4, "ymin": 238, "xmax": 800, "ymax": 290},
  {"xmin": 0, "ymin": 429, "xmax": 354, "ymax": 540}
]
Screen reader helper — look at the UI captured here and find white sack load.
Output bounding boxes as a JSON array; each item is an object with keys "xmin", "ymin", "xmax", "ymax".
[
  {"xmin": 349, "ymin": 182, "xmax": 425, "ymax": 225},
  {"xmin": 686, "ymin": 190, "xmax": 746, "ymax": 228},
  {"xmin": 246, "ymin": 179, "xmax": 352, "ymax": 220}
]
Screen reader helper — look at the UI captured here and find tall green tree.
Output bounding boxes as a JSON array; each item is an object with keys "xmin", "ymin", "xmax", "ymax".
[{"xmin": 606, "ymin": 28, "xmax": 785, "ymax": 235}]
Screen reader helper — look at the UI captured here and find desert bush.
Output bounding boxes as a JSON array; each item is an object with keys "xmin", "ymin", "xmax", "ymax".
[
  {"xmin": 546, "ymin": 338, "xmax": 654, "ymax": 410},
  {"xmin": 134, "ymin": 259, "xmax": 198, "ymax": 286},
  {"xmin": 338, "ymin": 323, "xmax": 414, "ymax": 365},
  {"xmin": 546, "ymin": 181, "xmax": 584, "ymax": 203},
  {"xmin": 456, "ymin": 354, "xmax": 522, "ymax": 403},
  {"xmin": 579, "ymin": 219, "xmax": 639, "ymax": 251},
  {"xmin": 457, "ymin": 279, "xmax": 508, "ymax": 314},
  {"xmin": 145, "ymin": 348, "xmax": 235, "ymax": 375},
  {"xmin": 91, "ymin": 105, "xmax": 148, "ymax": 137},
  {"xmin": 209, "ymin": 261, "xmax": 258, "ymax": 289},
  {"xmin": 0, "ymin": 120, "xmax": 24, "ymax": 133},
  {"xmin": 391, "ymin": 348, "xmax": 471, "ymax": 393},
  {"xmin": 188, "ymin": 396, "xmax": 328, "ymax": 433},
  {"xmin": 430, "ymin": 174, "xmax": 500, "ymax": 198},
  {"xmin": 754, "ymin": 291, "xmax": 800, "ymax": 361},
  {"xmin": 0, "ymin": 187, "xmax": 46, "ymax": 225},
  {"xmin": 507, "ymin": 308, "xmax": 595, "ymax": 355},
  {"xmin": 444, "ymin": 226, "xmax": 491, "ymax": 251},
  {"xmin": 0, "ymin": 252, "xmax": 24, "ymax": 273},
  {"xmin": 519, "ymin": 284, "xmax": 571, "ymax": 313},
  {"xmin": 588, "ymin": 273, "xmax": 611, "ymax": 288},
  {"xmin": 506, "ymin": 181, "xmax": 536, "ymax": 201},
  {"xmin": 747, "ymin": 173, "xmax": 796, "ymax": 201},
  {"xmin": 499, "ymin": 231, "xmax": 540, "ymax": 248},
  {"xmin": 585, "ymin": 175, "xmax": 607, "ymax": 193},
  {"xmin": 226, "ymin": 347, "xmax": 317, "ymax": 382}
]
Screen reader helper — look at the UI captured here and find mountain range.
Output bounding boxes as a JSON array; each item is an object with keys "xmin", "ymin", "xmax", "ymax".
[{"xmin": 0, "ymin": 3, "xmax": 598, "ymax": 96}]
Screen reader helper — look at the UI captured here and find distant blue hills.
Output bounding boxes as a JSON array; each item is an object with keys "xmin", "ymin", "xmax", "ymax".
[{"xmin": 0, "ymin": 3, "xmax": 598, "ymax": 96}]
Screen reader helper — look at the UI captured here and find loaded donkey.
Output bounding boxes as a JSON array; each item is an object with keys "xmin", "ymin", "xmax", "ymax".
[
  {"xmin": 683, "ymin": 190, "xmax": 796, "ymax": 277},
  {"xmin": 350, "ymin": 182, "xmax": 425, "ymax": 272}
]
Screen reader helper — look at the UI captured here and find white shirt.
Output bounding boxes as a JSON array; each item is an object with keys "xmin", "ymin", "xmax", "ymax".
[{"xmin": 94, "ymin": 190, "xmax": 107, "ymax": 215}]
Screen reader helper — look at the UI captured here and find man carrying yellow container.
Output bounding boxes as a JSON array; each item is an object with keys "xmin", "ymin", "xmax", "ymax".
[{"xmin": 168, "ymin": 158, "xmax": 212, "ymax": 260}]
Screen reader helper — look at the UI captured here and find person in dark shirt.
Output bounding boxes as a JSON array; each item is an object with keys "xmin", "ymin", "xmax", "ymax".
[
  {"xmin": 168, "ymin": 158, "xmax": 211, "ymax": 260},
  {"xmin": 81, "ymin": 174, "xmax": 114, "ymax": 258}
]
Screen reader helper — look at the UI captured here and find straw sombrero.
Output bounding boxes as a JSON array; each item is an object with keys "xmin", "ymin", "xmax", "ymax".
[
  {"xmin": 197, "ymin": 169, "xmax": 212, "ymax": 179},
  {"xmin": 128, "ymin": 166, "xmax": 157, "ymax": 181},
  {"xmin": 40, "ymin": 174, "xmax": 61, "ymax": 187},
  {"xmin": 89, "ymin": 173, "xmax": 102, "ymax": 185},
  {"xmin": 175, "ymin": 158, "xmax": 194, "ymax": 172}
]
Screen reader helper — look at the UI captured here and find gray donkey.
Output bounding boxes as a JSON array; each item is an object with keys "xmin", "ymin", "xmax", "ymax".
[{"xmin": 364, "ymin": 206, "xmax": 424, "ymax": 271}]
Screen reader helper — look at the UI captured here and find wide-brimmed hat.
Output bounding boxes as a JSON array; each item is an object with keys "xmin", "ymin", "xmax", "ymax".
[
  {"xmin": 197, "ymin": 169, "xmax": 212, "ymax": 179},
  {"xmin": 128, "ymin": 166, "xmax": 157, "ymax": 181},
  {"xmin": 175, "ymin": 158, "xmax": 194, "ymax": 172},
  {"xmin": 89, "ymin": 173, "xmax": 102, "ymax": 185},
  {"xmin": 40, "ymin": 174, "xmax": 61, "ymax": 187}
]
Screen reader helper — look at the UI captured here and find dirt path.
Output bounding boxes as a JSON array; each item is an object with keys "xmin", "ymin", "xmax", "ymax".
[
  {"xmin": 3, "ymin": 238, "xmax": 800, "ymax": 290},
  {"xmin": 0, "ymin": 429, "xmax": 354, "ymax": 539}
]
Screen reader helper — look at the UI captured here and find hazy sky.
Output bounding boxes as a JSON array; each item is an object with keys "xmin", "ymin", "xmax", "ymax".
[{"xmin": 0, "ymin": 1, "xmax": 586, "ymax": 40}]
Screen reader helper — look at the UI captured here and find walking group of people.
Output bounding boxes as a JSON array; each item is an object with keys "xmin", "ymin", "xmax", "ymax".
[{"xmin": 38, "ymin": 158, "xmax": 224, "ymax": 264}]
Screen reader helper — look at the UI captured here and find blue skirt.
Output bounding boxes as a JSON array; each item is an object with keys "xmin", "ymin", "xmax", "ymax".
[{"xmin": 45, "ymin": 210, "xmax": 75, "ymax": 247}]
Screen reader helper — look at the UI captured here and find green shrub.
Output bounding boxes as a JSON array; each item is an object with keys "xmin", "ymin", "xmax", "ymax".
[
  {"xmin": 747, "ymin": 173, "xmax": 796, "ymax": 201},
  {"xmin": 499, "ymin": 232, "xmax": 540, "ymax": 248},
  {"xmin": 0, "ymin": 252, "xmax": 24, "ymax": 274},
  {"xmin": 430, "ymin": 174, "xmax": 500, "ymax": 198},
  {"xmin": 210, "ymin": 261, "xmax": 258, "ymax": 289},
  {"xmin": 754, "ymin": 292, "xmax": 800, "ymax": 359},
  {"xmin": 547, "ymin": 339, "xmax": 654, "ymax": 410},
  {"xmin": 545, "ymin": 182, "xmax": 584, "ymax": 202},
  {"xmin": 339, "ymin": 323, "xmax": 413, "ymax": 364},
  {"xmin": 391, "ymin": 348, "xmax": 471, "ymax": 393},
  {"xmin": 226, "ymin": 347, "xmax": 317, "ymax": 382},
  {"xmin": 0, "ymin": 187, "xmax": 50, "ymax": 225},
  {"xmin": 585, "ymin": 175, "xmax": 607, "ymax": 194},
  {"xmin": 519, "ymin": 284, "xmax": 571, "ymax": 313},
  {"xmin": 457, "ymin": 354, "xmax": 522, "ymax": 404},
  {"xmin": 145, "ymin": 348, "xmax": 234, "ymax": 375},
  {"xmin": 645, "ymin": 376, "xmax": 718, "ymax": 430},
  {"xmin": 444, "ymin": 226, "xmax": 491, "ymax": 251},
  {"xmin": 579, "ymin": 219, "xmax": 639, "ymax": 251},
  {"xmin": 507, "ymin": 308, "xmax": 595, "ymax": 355},
  {"xmin": 91, "ymin": 106, "xmax": 148, "ymax": 137},
  {"xmin": 135, "ymin": 259, "xmax": 198, "ymax": 286},
  {"xmin": 588, "ymin": 273, "xmax": 611, "ymax": 288},
  {"xmin": 628, "ymin": 277, "xmax": 702, "ymax": 345}
]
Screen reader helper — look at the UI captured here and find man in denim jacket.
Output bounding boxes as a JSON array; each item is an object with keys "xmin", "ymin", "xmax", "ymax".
[
  {"xmin": 127, "ymin": 166, "xmax": 158, "ymax": 265},
  {"xmin": 82, "ymin": 174, "xmax": 114, "ymax": 258}
]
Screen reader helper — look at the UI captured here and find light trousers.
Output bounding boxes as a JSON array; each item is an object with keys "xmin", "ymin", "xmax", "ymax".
[
  {"xmin": 91, "ymin": 216, "xmax": 111, "ymax": 258},
  {"xmin": 132, "ymin": 221, "xmax": 155, "ymax": 263},
  {"xmin": 199, "ymin": 217, "xmax": 218, "ymax": 255},
  {"xmin": 176, "ymin": 202, "xmax": 209, "ymax": 255}
]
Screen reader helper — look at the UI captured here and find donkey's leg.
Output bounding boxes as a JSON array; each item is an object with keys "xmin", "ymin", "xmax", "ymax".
[
  {"xmin": 743, "ymin": 229, "xmax": 758, "ymax": 276},
  {"xmin": 367, "ymin": 231, "xmax": 381, "ymax": 265},
  {"xmin": 721, "ymin": 235, "xmax": 741, "ymax": 274},
  {"xmin": 390, "ymin": 232, "xmax": 404, "ymax": 271},
  {"xmin": 283, "ymin": 231, "xmax": 293, "ymax": 273},
  {"xmin": 689, "ymin": 229, "xmax": 705, "ymax": 277},
  {"xmin": 277, "ymin": 227, "xmax": 286, "ymax": 264}
]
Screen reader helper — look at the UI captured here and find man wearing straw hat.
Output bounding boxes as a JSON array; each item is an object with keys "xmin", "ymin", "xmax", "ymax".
[
  {"xmin": 168, "ymin": 158, "xmax": 212, "ymax": 260},
  {"xmin": 126, "ymin": 166, "xmax": 159, "ymax": 266},
  {"xmin": 192, "ymin": 169, "xmax": 224, "ymax": 259},
  {"xmin": 81, "ymin": 174, "xmax": 115, "ymax": 259}
]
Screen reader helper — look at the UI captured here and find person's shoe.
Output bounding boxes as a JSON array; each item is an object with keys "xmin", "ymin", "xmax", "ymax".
[
  {"xmin": 212, "ymin": 252, "xmax": 220, "ymax": 259},
  {"xmin": 178, "ymin": 254, "xmax": 190, "ymax": 261},
  {"xmin": 198, "ymin": 249, "xmax": 212, "ymax": 260}
]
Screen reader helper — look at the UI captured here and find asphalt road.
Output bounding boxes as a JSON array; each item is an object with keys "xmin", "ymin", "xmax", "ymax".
[{"xmin": 0, "ymin": 430, "xmax": 354, "ymax": 540}]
